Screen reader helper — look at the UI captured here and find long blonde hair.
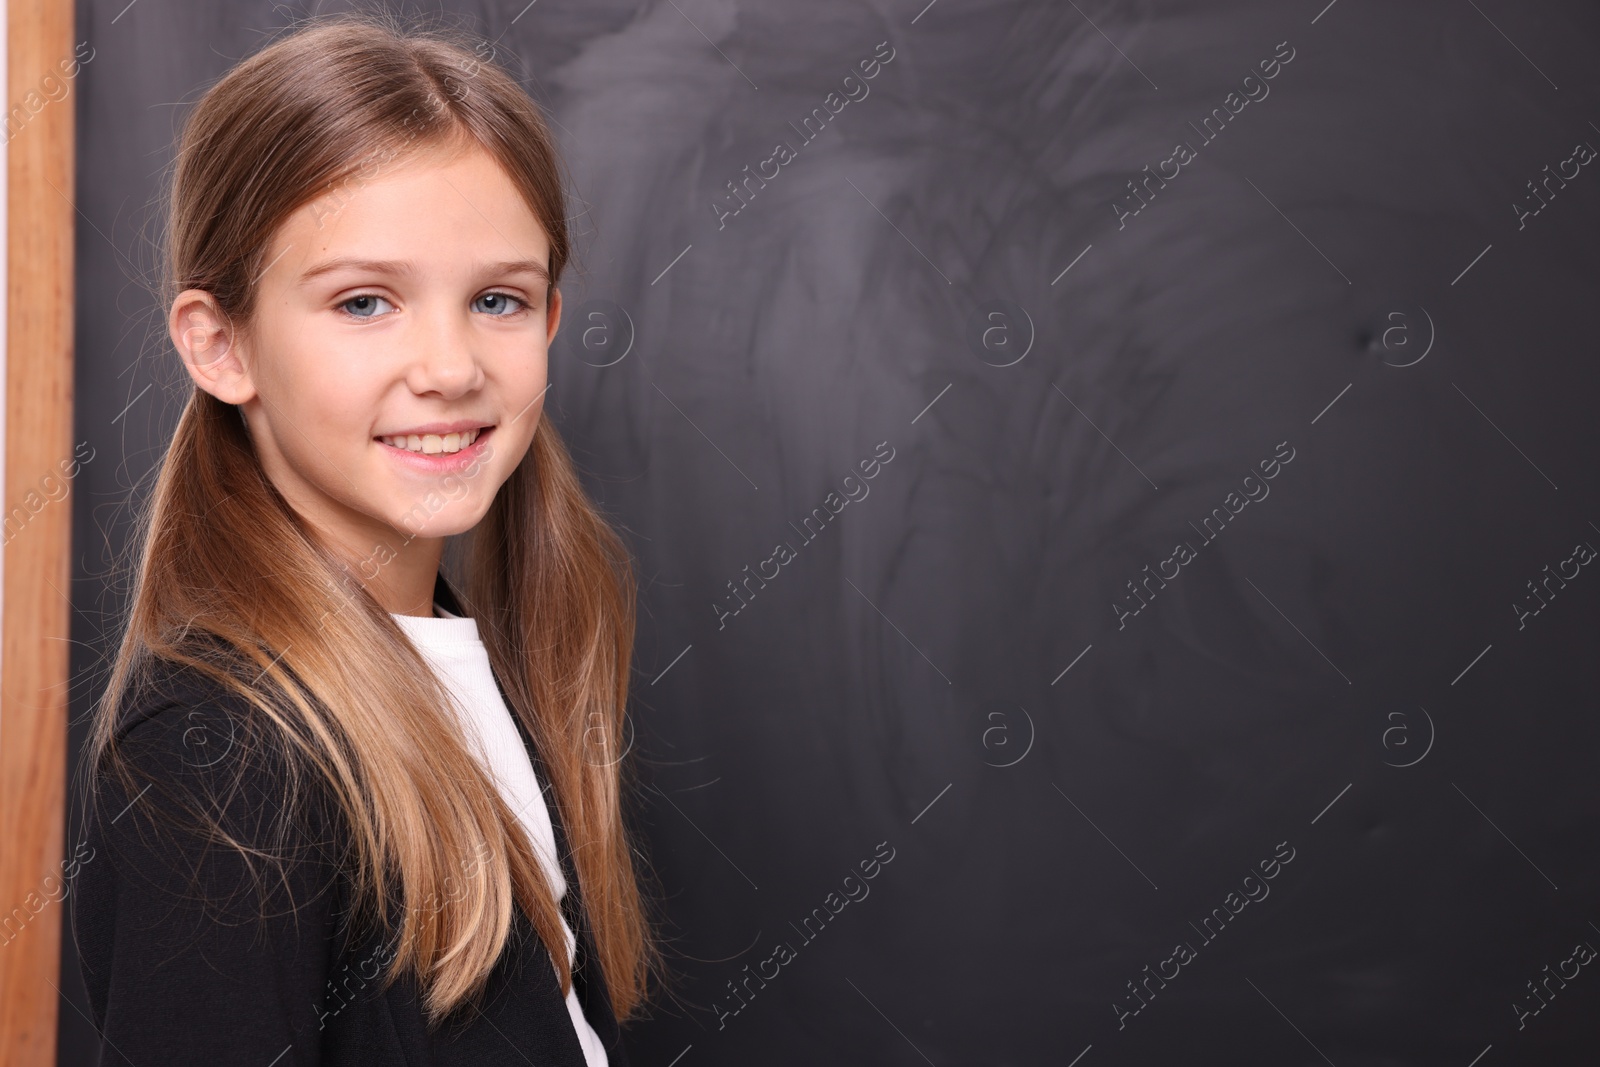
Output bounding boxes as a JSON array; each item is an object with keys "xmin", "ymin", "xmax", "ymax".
[{"xmin": 82, "ymin": 9, "xmax": 662, "ymax": 1027}]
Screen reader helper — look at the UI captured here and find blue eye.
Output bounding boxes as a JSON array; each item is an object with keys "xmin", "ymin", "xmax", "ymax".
[
  {"xmin": 339, "ymin": 293, "xmax": 394, "ymax": 319},
  {"xmin": 474, "ymin": 291, "xmax": 530, "ymax": 316},
  {"xmin": 335, "ymin": 291, "xmax": 531, "ymax": 320}
]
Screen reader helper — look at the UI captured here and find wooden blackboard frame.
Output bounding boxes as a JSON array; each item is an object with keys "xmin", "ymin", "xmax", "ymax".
[{"xmin": 1, "ymin": 0, "xmax": 76, "ymax": 1063}]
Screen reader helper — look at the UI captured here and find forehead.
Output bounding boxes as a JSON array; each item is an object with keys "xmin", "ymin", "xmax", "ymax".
[{"xmin": 268, "ymin": 143, "xmax": 550, "ymax": 277}]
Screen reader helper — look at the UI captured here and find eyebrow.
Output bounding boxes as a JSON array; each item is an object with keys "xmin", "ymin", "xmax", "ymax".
[{"xmin": 294, "ymin": 256, "xmax": 552, "ymax": 288}]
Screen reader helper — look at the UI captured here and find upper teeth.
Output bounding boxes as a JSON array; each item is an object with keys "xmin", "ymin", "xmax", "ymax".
[{"xmin": 380, "ymin": 428, "xmax": 481, "ymax": 454}]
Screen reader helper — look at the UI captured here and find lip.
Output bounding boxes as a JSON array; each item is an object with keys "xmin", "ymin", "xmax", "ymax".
[
  {"xmin": 376, "ymin": 424, "xmax": 495, "ymax": 474},
  {"xmin": 376, "ymin": 419, "xmax": 494, "ymax": 437}
]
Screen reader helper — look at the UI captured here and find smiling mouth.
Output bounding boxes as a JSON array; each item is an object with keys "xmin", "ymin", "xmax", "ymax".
[{"xmin": 377, "ymin": 427, "xmax": 485, "ymax": 455}]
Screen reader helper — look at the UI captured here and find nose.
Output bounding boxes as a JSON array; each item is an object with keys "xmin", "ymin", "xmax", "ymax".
[{"xmin": 405, "ymin": 301, "xmax": 486, "ymax": 399}]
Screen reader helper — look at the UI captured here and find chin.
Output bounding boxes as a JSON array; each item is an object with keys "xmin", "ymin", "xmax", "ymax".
[{"xmin": 385, "ymin": 499, "xmax": 491, "ymax": 541}]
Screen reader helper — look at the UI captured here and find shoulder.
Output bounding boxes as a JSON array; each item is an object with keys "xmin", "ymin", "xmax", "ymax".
[
  {"xmin": 87, "ymin": 655, "xmax": 343, "ymax": 886},
  {"xmin": 99, "ymin": 653, "xmax": 322, "ymax": 785},
  {"xmin": 108, "ymin": 653, "xmax": 263, "ymax": 749},
  {"xmin": 72, "ymin": 660, "xmax": 356, "ymax": 1057},
  {"xmin": 77, "ymin": 655, "xmax": 352, "ymax": 957}
]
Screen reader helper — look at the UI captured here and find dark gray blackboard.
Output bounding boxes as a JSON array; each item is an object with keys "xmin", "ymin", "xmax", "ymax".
[{"xmin": 61, "ymin": 1, "xmax": 1600, "ymax": 1063}]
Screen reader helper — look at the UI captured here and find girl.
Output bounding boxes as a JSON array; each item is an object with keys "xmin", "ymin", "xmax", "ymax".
[{"xmin": 71, "ymin": 11, "xmax": 663, "ymax": 1064}]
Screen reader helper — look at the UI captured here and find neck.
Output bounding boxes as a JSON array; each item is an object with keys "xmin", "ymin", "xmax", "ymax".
[{"xmin": 362, "ymin": 538, "xmax": 445, "ymax": 617}]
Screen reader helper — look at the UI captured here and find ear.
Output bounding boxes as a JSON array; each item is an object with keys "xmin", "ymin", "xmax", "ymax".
[
  {"xmin": 170, "ymin": 289, "xmax": 256, "ymax": 404},
  {"xmin": 545, "ymin": 286, "xmax": 562, "ymax": 347}
]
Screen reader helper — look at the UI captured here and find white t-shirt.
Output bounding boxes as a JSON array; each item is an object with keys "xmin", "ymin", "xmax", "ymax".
[{"xmin": 391, "ymin": 605, "xmax": 608, "ymax": 1067}]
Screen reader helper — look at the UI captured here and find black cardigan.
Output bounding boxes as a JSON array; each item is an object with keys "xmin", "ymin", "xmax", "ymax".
[{"xmin": 71, "ymin": 576, "xmax": 631, "ymax": 1066}]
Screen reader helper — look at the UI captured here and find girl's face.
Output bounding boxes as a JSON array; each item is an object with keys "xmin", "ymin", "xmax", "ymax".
[{"xmin": 173, "ymin": 143, "xmax": 560, "ymax": 570}]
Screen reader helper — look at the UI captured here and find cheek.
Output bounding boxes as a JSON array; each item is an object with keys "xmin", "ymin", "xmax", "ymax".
[
  {"xmin": 498, "ymin": 343, "xmax": 550, "ymax": 434},
  {"xmin": 305, "ymin": 368, "xmax": 378, "ymax": 431},
  {"xmin": 257, "ymin": 326, "xmax": 386, "ymax": 476},
  {"xmin": 508, "ymin": 337, "xmax": 550, "ymax": 388},
  {"xmin": 260, "ymin": 317, "xmax": 381, "ymax": 420}
]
